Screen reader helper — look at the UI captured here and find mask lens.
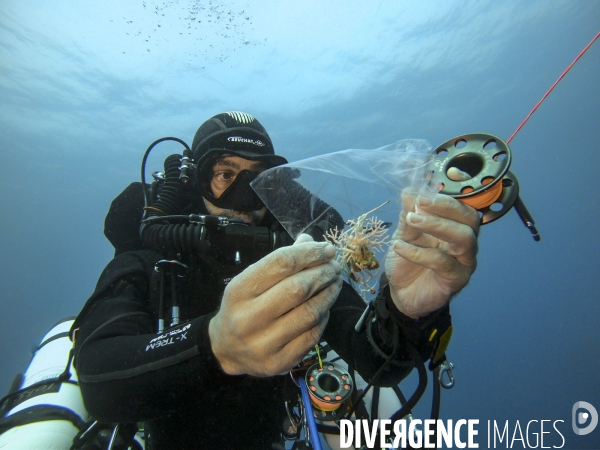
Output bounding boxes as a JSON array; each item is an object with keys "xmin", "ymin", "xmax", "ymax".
[{"xmin": 208, "ymin": 170, "xmax": 265, "ymax": 211}]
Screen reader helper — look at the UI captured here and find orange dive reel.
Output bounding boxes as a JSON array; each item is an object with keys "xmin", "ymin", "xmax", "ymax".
[{"xmin": 429, "ymin": 132, "xmax": 540, "ymax": 241}]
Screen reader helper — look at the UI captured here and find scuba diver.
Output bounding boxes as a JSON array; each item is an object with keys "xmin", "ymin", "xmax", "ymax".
[{"xmin": 69, "ymin": 111, "xmax": 480, "ymax": 449}]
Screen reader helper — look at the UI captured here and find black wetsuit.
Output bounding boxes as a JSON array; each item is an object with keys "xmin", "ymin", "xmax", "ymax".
[{"xmin": 72, "ymin": 195, "xmax": 450, "ymax": 449}]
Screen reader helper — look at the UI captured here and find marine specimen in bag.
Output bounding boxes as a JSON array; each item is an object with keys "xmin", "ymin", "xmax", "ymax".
[{"xmin": 324, "ymin": 201, "xmax": 391, "ymax": 298}]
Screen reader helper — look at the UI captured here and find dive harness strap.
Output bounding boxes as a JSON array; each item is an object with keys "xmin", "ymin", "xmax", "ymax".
[
  {"xmin": 0, "ymin": 348, "xmax": 75, "ymax": 426},
  {"xmin": 0, "ymin": 350, "xmax": 90, "ymax": 441},
  {"xmin": 371, "ymin": 283, "xmax": 452, "ymax": 371},
  {"xmin": 0, "ymin": 404, "xmax": 86, "ymax": 435}
]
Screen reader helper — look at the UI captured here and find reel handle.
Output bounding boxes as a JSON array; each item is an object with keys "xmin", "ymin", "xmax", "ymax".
[{"xmin": 513, "ymin": 195, "xmax": 541, "ymax": 241}]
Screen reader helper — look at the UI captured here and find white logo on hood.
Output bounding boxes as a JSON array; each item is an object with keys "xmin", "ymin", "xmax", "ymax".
[
  {"xmin": 227, "ymin": 136, "xmax": 265, "ymax": 146},
  {"xmin": 226, "ymin": 111, "xmax": 255, "ymax": 124}
]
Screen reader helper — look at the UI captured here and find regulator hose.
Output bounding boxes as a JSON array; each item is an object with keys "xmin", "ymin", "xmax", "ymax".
[
  {"xmin": 145, "ymin": 154, "xmax": 190, "ymax": 218},
  {"xmin": 140, "ymin": 149, "xmax": 204, "ymax": 253},
  {"xmin": 141, "ymin": 221, "xmax": 209, "ymax": 254},
  {"xmin": 142, "ymin": 214, "xmax": 294, "ymax": 258},
  {"xmin": 140, "ymin": 137, "xmax": 191, "ymax": 209}
]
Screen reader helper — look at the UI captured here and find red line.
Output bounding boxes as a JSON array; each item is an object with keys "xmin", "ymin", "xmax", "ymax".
[{"xmin": 506, "ymin": 31, "xmax": 600, "ymax": 144}]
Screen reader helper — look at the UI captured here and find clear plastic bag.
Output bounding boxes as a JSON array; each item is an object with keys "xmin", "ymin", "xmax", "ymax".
[
  {"xmin": 252, "ymin": 139, "xmax": 433, "ymax": 240},
  {"xmin": 251, "ymin": 139, "xmax": 433, "ymax": 297}
]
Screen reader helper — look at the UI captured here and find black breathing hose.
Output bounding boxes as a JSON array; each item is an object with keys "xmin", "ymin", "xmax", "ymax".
[
  {"xmin": 388, "ymin": 345, "xmax": 428, "ymax": 423},
  {"xmin": 140, "ymin": 152, "xmax": 201, "ymax": 253},
  {"xmin": 142, "ymin": 221, "xmax": 210, "ymax": 254},
  {"xmin": 146, "ymin": 154, "xmax": 190, "ymax": 217},
  {"xmin": 141, "ymin": 137, "xmax": 191, "ymax": 210}
]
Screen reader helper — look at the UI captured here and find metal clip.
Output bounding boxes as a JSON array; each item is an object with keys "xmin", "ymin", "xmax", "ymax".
[
  {"xmin": 285, "ymin": 400, "xmax": 301, "ymax": 427},
  {"xmin": 155, "ymin": 259, "xmax": 189, "ymax": 273},
  {"xmin": 154, "ymin": 260, "xmax": 189, "ymax": 332},
  {"xmin": 76, "ymin": 420, "xmax": 99, "ymax": 442},
  {"xmin": 438, "ymin": 360, "xmax": 455, "ymax": 389},
  {"xmin": 354, "ymin": 302, "xmax": 372, "ymax": 333},
  {"xmin": 107, "ymin": 424, "xmax": 119, "ymax": 450}
]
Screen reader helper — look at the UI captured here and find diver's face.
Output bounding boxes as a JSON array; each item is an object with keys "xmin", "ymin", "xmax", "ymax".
[{"xmin": 202, "ymin": 155, "xmax": 267, "ymax": 225}]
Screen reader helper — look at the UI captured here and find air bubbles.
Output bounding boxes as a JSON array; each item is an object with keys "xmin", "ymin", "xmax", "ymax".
[{"xmin": 122, "ymin": 1, "xmax": 261, "ymax": 61}]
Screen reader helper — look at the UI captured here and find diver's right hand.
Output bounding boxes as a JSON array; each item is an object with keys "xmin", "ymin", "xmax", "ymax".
[{"xmin": 208, "ymin": 239, "xmax": 343, "ymax": 377}]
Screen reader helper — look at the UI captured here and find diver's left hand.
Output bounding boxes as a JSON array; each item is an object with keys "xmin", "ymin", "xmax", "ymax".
[{"xmin": 384, "ymin": 191, "xmax": 480, "ymax": 318}]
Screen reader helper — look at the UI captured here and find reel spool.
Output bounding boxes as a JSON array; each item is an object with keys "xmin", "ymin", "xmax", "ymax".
[
  {"xmin": 429, "ymin": 133, "xmax": 540, "ymax": 241},
  {"xmin": 305, "ymin": 362, "xmax": 353, "ymax": 414}
]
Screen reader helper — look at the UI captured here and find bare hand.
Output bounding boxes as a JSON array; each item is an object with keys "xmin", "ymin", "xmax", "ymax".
[
  {"xmin": 384, "ymin": 191, "xmax": 480, "ymax": 318},
  {"xmin": 209, "ymin": 238, "xmax": 343, "ymax": 376}
]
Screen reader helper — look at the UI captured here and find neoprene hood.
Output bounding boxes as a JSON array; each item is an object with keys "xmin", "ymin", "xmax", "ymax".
[
  {"xmin": 192, "ymin": 111, "xmax": 288, "ymax": 169},
  {"xmin": 192, "ymin": 111, "xmax": 288, "ymax": 211}
]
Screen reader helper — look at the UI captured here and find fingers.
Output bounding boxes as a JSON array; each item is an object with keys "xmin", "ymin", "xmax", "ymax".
[
  {"xmin": 392, "ymin": 239, "xmax": 473, "ymax": 290},
  {"xmin": 213, "ymin": 240, "xmax": 342, "ymax": 377},
  {"xmin": 397, "ymin": 192, "xmax": 480, "ymax": 254},
  {"xmin": 275, "ymin": 321, "xmax": 329, "ymax": 374},
  {"xmin": 396, "ymin": 191, "xmax": 422, "ymax": 242},
  {"xmin": 446, "ymin": 167, "xmax": 472, "ymax": 181},
  {"xmin": 228, "ymin": 241, "xmax": 337, "ymax": 297},
  {"xmin": 393, "ymin": 191, "xmax": 479, "ymax": 276},
  {"xmin": 267, "ymin": 275, "xmax": 342, "ymax": 343},
  {"xmin": 404, "ymin": 211, "xmax": 478, "ymax": 266},
  {"xmin": 412, "ymin": 194, "xmax": 481, "ymax": 233},
  {"xmin": 259, "ymin": 319, "xmax": 329, "ymax": 376},
  {"xmin": 294, "ymin": 233, "xmax": 314, "ymax": 244},
  {"xmin": 251, "ymin": 259, "xmax": 342, "ymax": 324},
  {"xmin": 216, "ymin": 277, "xmax": 342, "ymax": 377},
  {"xmin": 264, "ymin": 277, "xmax": 342, "ymax": 375}
]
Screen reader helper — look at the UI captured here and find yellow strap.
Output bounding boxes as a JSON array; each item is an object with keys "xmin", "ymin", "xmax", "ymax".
[
  {"xmin": 428, "ymin": 329, "xmax": 438, "ymax": 341},
  {"xmin": 315, "ymin": 345, "xmax": 323, "ymax": 369},
  {"xmin": 433, "ymin": 326, "xmax": 453, "ymax": 364}
]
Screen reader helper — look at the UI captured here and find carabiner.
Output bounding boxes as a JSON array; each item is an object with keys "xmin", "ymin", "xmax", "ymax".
[
  {"xmin": 438, "ymin": 360, "xmax": 455, "ymax": 389},
  {"xmin": 285, "ymin": 400, "xmax": 302, "ymax": 427}
]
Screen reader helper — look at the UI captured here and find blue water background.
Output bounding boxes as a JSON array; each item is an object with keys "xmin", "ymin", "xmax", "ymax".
[{"xmin": 1, "ymin": 1, "xmax": 599, "ymax": 448}]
